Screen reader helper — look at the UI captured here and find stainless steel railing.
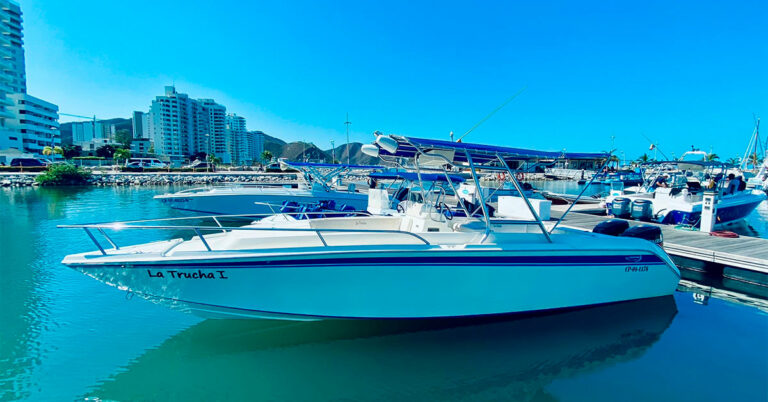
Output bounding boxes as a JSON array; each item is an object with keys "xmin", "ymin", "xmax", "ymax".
[{"xmin": 59, "ymin": 213, "xmax": 431, "ymax": 256}]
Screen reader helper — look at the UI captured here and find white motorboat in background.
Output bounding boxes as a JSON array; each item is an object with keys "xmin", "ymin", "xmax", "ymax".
[
  {"xmin": 60, "ymin": 136, "xmax": 680, "ymax": 320},
  {"xmin": 154, "ymin": 162, "xmax": 382, "ymax": 216},
  {"xmin": 603, "ymin": 161, "xmax": 766, "ymax": 227}
]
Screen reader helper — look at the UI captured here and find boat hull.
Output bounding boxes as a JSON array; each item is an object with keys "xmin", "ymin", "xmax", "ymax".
[{"xmin": 68, "ymin": 251, "xmax": 679, "ymax": 320}]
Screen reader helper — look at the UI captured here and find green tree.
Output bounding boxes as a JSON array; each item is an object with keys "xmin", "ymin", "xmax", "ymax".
[
  {"xmin": 114, "ymin": 129, "xmax": 132, "ymax": 147},
  {"xmin": 113, "ymin": 148, "xmax": 131, "ymax": 164},
  {"xmin": 636, "ymin": 153, "xmax": 649, "ymax": 164},
  {"xmin": 53, "ymin": 146, "xmax": 63, "ymax": 157},
  {"xmin": 749, "ymin": 153, "xmax": 762, "ymax": 169},
  {"xmin": 726, "ymin": 157, "xmax": 740, "ymax": 165},
  {"xmin": 62, "ymin": 145, "xmax": 82, "ymax": 159},
  {"xmin": 261, "ymin": 150, "xmax": 273, "ymax": 163},
  {"xmin": 42, "ymin": 146, "xmax": 53, "ymax": 156},
  {"xmin": 706, "ymin": 153, "xmax": 719, "ymax": 161},
  {"xmin": 96, "ymin": 144, "xmax": 116, "ymax": 158}
]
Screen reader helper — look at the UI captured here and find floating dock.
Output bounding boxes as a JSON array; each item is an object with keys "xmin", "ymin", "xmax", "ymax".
[{"xmin": 551, "ymin": 210, "xmax": 768, "ymax": 295}]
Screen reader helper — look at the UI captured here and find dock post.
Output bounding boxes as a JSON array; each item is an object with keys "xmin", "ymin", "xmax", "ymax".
[{"xmin": 700, "ymin": 190, "xmax": 717, "ymax": 233}]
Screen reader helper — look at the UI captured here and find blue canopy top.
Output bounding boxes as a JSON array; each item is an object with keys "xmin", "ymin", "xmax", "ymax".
[
  {"xmin": 281, "ymin": 161, "xmax": 385, "ymax": 170},
  {"xmin": 369, "ymin": 171, "xmax": 466, "ymax": 183},
  {"xmin": 377, "ymin": 136, "xmax": 608, "ymax": 164}
]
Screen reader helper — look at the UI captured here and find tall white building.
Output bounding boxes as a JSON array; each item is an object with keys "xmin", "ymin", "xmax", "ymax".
[
  {"xmin": 1, "ymin": 1, "xmax": 25, "ymax": 94},
  {"xmin": 148, "ymin": 86, "xmax": 207, "ymax": 162},
  {"xmin": 198, "ymin": 98, "xmax": 228, "ymax": 163},
  {"xmin": 226, "ymin": 113, "xmax": 247, "ymax": 165},
  {"xmin": 0, "ymin": 1, "xmax": 60, "ymax": 158}
]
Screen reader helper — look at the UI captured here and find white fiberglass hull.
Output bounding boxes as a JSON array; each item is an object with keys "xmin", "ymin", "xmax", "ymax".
[
  {"xmin": 64, "ymin": 246, "xmax": 679, "ymax": 320},
  {"xmin": 155, "ymin": 188, "xmax": 369, "ymax": 215}
]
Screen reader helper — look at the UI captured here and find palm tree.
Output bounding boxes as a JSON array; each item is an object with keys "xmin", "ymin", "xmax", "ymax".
[
  {"xmin": 42, "ymin": 146, "xmax": 53, "ymax": 156},
  {"xmin": 706, "ymin": 153, "xmax": 719, "ymax": 161},
  {"xmin": 609, "ymin": 155, "xmax": 620, "ymax": 168},
  {"xmin": 260, "ymin": 150, "xmax": 273, "ymax": 163},
  {"xmin": 53, "ymin": 146, "xmax": 63, "ymax": 157},
  {"xmin": 636, "ymin": 153, "xmax": 649, "ymax": 164},
  {"xmin": 207, "ymin": 153, "xmax": 222, "ymax": 165},
  {"xmin": 726, "ymin": 157, "xmax": 739, "ymax": 166},
  {"xmin": 749, "ymin": 153, "xmax": 762, "ymax": 170}
]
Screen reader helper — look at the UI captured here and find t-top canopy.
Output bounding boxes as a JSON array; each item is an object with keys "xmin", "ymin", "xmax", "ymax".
[
  {"xmin": 373, "ymin": 135, "xmax": 608, "ymax": 165},
  {"xmin": 369, "ymin": 171, "xmax": 466, "ymax": 183}
]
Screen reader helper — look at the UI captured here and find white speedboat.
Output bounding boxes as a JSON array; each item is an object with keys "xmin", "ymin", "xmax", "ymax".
[
  {"xmin": 60, "ymin": 136, "xmax": 680, "ymax": 320},
  {"xmin": 604, "ymin": 161, "xmax": 766, "ymax": 227},
  {"xmin": 154, "ymin": 162, "xmax": 381, "ymax": 215}
]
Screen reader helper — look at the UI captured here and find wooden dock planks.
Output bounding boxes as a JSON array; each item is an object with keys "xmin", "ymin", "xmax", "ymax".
[{"xmin": 552, "ymin": 212, "xmax": 768, "ymax": 275}]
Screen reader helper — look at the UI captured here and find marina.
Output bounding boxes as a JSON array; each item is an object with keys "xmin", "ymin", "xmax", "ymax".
[
  {"xmin": 2, "ymin": 0, "xmax": 767, "ymax": 400},
  {"xmin": 2, "ymin": 185, "xmax": 767, "ymax": 401}
]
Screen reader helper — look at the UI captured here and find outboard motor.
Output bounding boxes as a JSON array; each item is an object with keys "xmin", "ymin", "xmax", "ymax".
[
  {"xmin": 611, "ymin": 197, "xmax": 631, "ymax": 218},
  {"xmin": 630, "ymin": 199, "xmax": 653, "ymax": 221},
  {"xmin": 620, "ymin": 225, "xmax": 663, "ymax": 247},
  {"xmin": 592, "ymin": 219, "xmax": 630, "ymax": 236}
]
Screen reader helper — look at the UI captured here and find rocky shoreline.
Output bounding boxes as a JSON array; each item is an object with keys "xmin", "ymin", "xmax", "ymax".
[{"xmin": 0, "ymin": 172, "xmax": 300, "ymax": 187}]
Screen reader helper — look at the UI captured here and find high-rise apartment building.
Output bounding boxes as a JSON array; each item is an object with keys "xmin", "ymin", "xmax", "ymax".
[
  {"xmin": 143, "ymin": 86, "xmax": 259, "ymax": 165},
  {"xmin": 148, "ymin": 86, "xmax": 206, "ymax": 162},
  {"xmin": 226, "ymin": 113, "xmax": 247, "ymax": 165},
  {"xmin": 0, "ymin": 1, "xmax": 60, "ymax": 158},
  {"xmin": 198, "ymin": 98, "xmax": 228, "ymax": 163},
  {"xmin": 1, "ymin": 1, "xmax": 25, "ymax": 94},
  {"xmin": 132, "ymin": 111, "xmax": 150, "ymax": 139}
]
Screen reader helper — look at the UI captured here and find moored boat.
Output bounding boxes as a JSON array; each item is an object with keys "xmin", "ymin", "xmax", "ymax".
[{"xmin": 60, "ymin": 135, "xmax": 680, "ymax": 320}]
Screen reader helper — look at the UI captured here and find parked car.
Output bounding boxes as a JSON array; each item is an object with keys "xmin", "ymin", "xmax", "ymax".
[
  {"xmin": 124, "ymin": 158, "xmax": 167, "ymax": 168},
  {"xmin": 10, "ymin": 158, "xmax": 49, "ymax": 167},
  {"xmin": 184, "ymin": 161, "xmax": 216, "ymax": 171}
]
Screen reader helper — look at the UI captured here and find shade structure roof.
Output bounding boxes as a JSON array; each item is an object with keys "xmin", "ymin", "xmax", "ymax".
[
  {"xmin": 281, "ymin": 161, "xmax": 385, "ymax": 170},
  {"xmin": 369, "ymin": 171, "xmax": 466, "ymax": 183},
  {"xmin": 377, "ymin": 136, "xmax": 608, "ymax": 165}
]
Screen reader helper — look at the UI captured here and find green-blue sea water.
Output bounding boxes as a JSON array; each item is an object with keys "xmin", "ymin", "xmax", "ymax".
[{"xmin": 1, "ymin": 186, "xmax": 766, "ymax": 401}]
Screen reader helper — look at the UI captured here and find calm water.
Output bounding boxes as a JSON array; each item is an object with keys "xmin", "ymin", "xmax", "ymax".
[{"xmin": 1, "ymin": 186, "xmax": 767, "ymax": 401}]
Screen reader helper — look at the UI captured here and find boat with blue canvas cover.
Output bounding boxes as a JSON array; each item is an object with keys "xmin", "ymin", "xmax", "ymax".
[
  {"xmin": 154, "ymin": 161, "xmax": 383, "ymax": 216},
  {"xmin": 60, "ymin": 135, "xmax": 679, "ymax": 320}
]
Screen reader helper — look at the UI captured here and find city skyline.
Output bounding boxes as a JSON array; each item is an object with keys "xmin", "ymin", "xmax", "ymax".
[{"xmin": 19, "ymin": 0, "xmax": 768, "ymax": 159}]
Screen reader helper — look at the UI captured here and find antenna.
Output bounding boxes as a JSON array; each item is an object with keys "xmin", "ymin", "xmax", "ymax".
[
  {"xmin": 344, "ymin": 113, "xmax": 351, "ymax": 165},
  {"xmin": 456, "ymin": 86, "xmax": 527, "ymax": 142}
]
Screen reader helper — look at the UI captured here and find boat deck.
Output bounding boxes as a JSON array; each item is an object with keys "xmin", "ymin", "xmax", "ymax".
[{"xmin": 552, "ymin": 211, "xmax": 768, "ymax": 278}]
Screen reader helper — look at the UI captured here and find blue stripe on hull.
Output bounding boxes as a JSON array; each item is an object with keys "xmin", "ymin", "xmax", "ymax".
[{"xmin": 82, "ymin": 254, "xmax": 666, "ymax": 269}]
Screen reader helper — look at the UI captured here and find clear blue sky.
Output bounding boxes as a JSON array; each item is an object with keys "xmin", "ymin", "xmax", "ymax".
[{"xmin": 21, "ymin": 0, "xmax": 767, "ymax": 159}]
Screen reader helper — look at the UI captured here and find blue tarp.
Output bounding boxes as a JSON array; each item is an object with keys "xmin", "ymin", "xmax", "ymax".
[
  {"xmin": 377, "ymin": 136, "xmax": 608, "ymax": 164},
  {"xmin": 369, "ymin": 171, "xmax": 466, "ymax": 183}
]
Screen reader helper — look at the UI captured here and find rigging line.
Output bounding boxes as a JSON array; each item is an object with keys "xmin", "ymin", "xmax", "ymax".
[
  {"xmin": 456, "ymin": 86, "xmax": 527, "ymax": 142},
  {"xmin": 640, "ymin": 133, "xmax": 670, "ymax": 160}
]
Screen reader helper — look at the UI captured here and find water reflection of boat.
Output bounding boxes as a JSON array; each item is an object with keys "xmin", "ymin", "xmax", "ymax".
[{"xmin": 86, "ymin": 296, "xmax": 677, "ymax": 401}]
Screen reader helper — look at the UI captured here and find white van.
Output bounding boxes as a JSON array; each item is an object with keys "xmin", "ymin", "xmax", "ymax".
[{"xmin": 125, "ymin": 158, "xmax": 167, "ymax": 168}]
